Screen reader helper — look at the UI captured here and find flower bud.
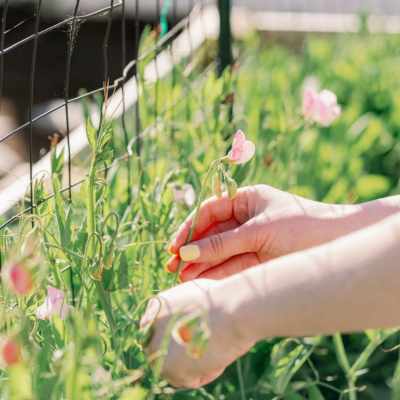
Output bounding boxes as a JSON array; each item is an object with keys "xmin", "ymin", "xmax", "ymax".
[
  {"xmin": 225, "ymin": 176, "xmax": 238, "ymax": 200},
  {"xmin": 212, "ymin": 173, "xmax": 222, "ymax": 198},
  {"xmin": 1, "ymin": 338, "xmax": 22, "ymax": 367},
  {"xmin": 5, "ymin": 263, "xmax": 33, "ymax": 296},
  {"xmin": 91, "ymin": 265, "xmax": 104, "ymax": 282}
]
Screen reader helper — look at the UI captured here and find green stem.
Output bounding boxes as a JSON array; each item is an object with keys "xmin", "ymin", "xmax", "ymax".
[
  {"xmin": 187, "ymin": 159, "xmax": 220, "ymax": 243},
  {"xmin": 175, "ymin": 157, "xmax": 227, "ymax": 280},
  {"xmin": 68, "ymin": 268, "xmax": 75, "ymax": 307},
  {"xmin": 333, "ymin": 333, "xmax": 356, "ymax": 400},
  {"xmin": 95, "ymin": 281, "xmax": 116, "ymax": 333},
  {"xmin": 350, "ymin": 332, "xmax": 392, "ymax": 376},
  {"xmin": 87, "ymin": 158, "xmax": 97, "ymax": 259},
  {"xmin": 86, "ymin": 154, "xmax": 116, "ymax": 342},
  {"xmin": 236, "ymin": 358, "xmax": 246, "ymax": 400}
]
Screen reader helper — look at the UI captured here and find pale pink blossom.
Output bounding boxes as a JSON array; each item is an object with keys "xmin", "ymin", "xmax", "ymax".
[
  {"xmin": 5, "ymin": 263, "xmax": 33, "ymax": 296},
  {"xmin": 0, "ymin": 338, "xmax": 22, "ymax": 366},
  {"xmin": 173, "ymin": 184, "xmax": 196, "ymax": 207},
  {"xmin": 228, "ymin": 130, "xmax": 255, "ymax": 165},
  {"xmin": 302, "ymin": 88, "xmax": 341, "ymax": 127},
  {"xmin": 36, "ymin": 286, "xmax": 71, "ymax": 320}
]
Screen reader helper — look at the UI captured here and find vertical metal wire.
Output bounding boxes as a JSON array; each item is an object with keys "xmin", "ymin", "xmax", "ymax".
[
  {"xmin": 154, "ymin": 0, "xmax": 161, "ymax": 129},
  {"xmin": 120, "ymin": 0, "xmax": 126, "ymax": 112},
  {"xmin": 120, "ymin": 0, "xmax": 132, "ymax": 204},
  {"xmin": 0, "ymin": 0, "xmax": 5, "ymax": 273},
  {"xmin": 0, "ymin": 0, "xmax": 9, "ymax": 114},
  {"xmin": 169, "ymin": 0, "xmax": 178, "ymax": 141},
  {"xmin": 218, "ymin": 0, "xmax": 234, "ymax": 126},
  {"xmin": 64, "ymin": 0, "xmax": 81, "ymax": 202},
  {"xmin": 103, "ymin": 0, "xmax": 114, "ymax": 87},
  {"xmin": 217, "ymin": 0, "xmax": 233, "ymax": 75},
  {"xmin": 134, "ymin": 0, "xmax": 142, "ymax": 160},
  {"xmin": 100, "ymin": 0, "xmax": 115, "ymax": 186},
  {"xmin": 185, "ymin": 0, "xmax": 194, "ymax": 123},
  {"xmin": 172, "ymin": 0, "xmax": 177, "ymax": 24},
  {"xmin": 199, "ymin": 0, "xmax": 209, "ymax": 135},
  {"xmin": 28, "ymin": 0, "xmax": 43, "ymax": 219}
]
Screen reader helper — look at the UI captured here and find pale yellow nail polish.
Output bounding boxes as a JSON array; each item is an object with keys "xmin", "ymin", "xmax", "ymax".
[{"xmin": 179, "ymin": 244, "xmax": 200, "ymax": 262}]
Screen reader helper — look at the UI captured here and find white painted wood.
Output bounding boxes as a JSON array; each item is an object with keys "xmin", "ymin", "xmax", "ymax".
[
  {"xmin": 248, "ymin": 11, "xmax": 400, "ymax": 33},
  {"xmin": 7, "ymin": 0, "xmax": 400, "ymax": 19}
]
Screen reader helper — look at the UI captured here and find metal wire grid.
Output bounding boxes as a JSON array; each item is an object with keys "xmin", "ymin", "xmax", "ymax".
[{"xmin": 0, "ymin": 0, "xmax": 212, "ymax": 232}]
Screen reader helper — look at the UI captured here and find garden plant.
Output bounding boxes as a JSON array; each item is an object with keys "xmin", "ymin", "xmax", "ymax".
[{"xmin": 2, "ymin": 27, "xmax": 400, "ymax": 399}]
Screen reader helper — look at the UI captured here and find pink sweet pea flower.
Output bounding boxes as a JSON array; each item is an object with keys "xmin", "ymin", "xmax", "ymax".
[
  {"xmin": 6, "ymin": 263, "xmax": 33, "ymax": 296},
  {"xmin": 172, "ymin": 314, "xmax": 210, "ymax": 359},
  {"xmin": 302, "ymin": 88, "xmax": 341, "ymax": 127},
  {"xmin": 228, "ymin": 130, "xmax": 255, "ymax": 165},
  {"xmin": 173, "ymin": 184, "xmax": 196, "ymax": 207},
  {"xmin": 36, "ymin": 286, "xmax": 71, "ymax": 320},
  {"xmin": 1, "ymin": 338, "xmax": 22, "ymax": 367}
]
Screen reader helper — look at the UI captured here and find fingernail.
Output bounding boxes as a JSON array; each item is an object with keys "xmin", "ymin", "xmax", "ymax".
[{"xmin": 179, "ymin": 244, "xmax": 200, "ymax": 262}]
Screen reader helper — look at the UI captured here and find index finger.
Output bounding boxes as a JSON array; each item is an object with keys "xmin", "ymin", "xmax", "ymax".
[{"xmin": 168, "ymin": 195, "xmax": 234, "ymax": 255}]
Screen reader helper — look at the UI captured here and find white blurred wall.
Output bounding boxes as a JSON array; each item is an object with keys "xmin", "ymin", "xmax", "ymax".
[{"xmin": 14, "ymin": 0, "xmax": 400, "ymax": 19}]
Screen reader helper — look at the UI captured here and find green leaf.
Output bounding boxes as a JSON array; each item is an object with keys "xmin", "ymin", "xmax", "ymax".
[
  {"xmin": 50, "ymin": 145, "xmax": 64, "ymax": 176},
  {"xmin": 8, "ymin": 364, "xmax": 32, "ymax": 400},
  {"xmin": 118, "ymin": 253, "xmax": 129, "ymax": 289},
  {"xmin": 85, "ymin": 117, "xmax": 97, "ymax": 150},
  {"xmin": 269, "ymin": 339, "xmax": 315, "ymax": 395},
  {"xmin": 120, "ymin": 386, "xmax": 148, "ymax": 400},
  {"xmin": 308, "ymin": 384, "xmax": 325, "ymax": 400},
  {"xmin": 392, "ymin": 352, "xmax": 400, "ymax": 400},
  {"xmin": 285, "ymin": 391, "xmax": 305, "ymax": 400},
  {"xmin": 355, "ymin": 174, "xmax": 391, "ymax": 201}
]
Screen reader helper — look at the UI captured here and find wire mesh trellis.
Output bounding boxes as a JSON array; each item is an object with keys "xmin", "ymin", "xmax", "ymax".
[
  {"xmin": 2, "ymin": 0, "xmax": 400, "ymax": 238},
  {"xmin": 0, "ymin": 0, "xmax": 230, "ymax": 241}
]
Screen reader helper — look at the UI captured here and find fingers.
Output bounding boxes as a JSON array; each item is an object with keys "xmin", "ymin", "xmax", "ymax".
[
  {"xmin": 166, "ymin": 219, "xmax": 240, "ymax": 273},
  {"xmin": 165, "ymin": 254, "xmax": 181, "ymax": 273},
  {"xmin": 199, "ymin": 253, "xmax": 260, "ymax": 280},
  {"xmin": 181, "ymin": 253, "xmax": 260, "ymax": 282},
  {"xmin": 178, "ymin": 220, "xmax": 258, "ymax": 267},
  {"xmin": 168, "ymin": 196, "xmax": 235, "ymax": 255}
]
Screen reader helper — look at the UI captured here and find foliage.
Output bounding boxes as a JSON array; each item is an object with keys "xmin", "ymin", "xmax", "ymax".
[{"xmin": 1, "ymin": 29, "xmax": 400, "ymax": 399}]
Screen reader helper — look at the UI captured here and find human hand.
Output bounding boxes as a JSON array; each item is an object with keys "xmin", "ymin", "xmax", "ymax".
[
  {"xmin": 167, "ymin": 184, "xmax": 354, "ymax": 281},
  {"xmin": 140, "ymin": 279, "xmax": 254, "ymax": 388},
  {"xmin": 144, "ymin": 210, "xmax": 400, "ymax": 389}
]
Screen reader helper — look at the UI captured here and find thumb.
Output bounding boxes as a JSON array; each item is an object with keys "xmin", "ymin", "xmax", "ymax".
[{"xmin": 179, "ymin": 222, "xmax": 258, "ymax": 266}]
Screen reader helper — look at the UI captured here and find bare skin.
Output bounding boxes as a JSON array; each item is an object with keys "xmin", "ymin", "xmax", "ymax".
[
  {"xmin": 167, "ymin": 185, "xmax": 400, "ymax": 281},
  {"xmin": 142, "ymin": 185, "xmax": 400, "ymax": 388}
]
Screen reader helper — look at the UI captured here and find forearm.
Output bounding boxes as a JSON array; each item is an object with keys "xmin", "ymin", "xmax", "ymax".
[{"xmin": 211, "ymin": 212, "xmax": 400, "ymax": 342}]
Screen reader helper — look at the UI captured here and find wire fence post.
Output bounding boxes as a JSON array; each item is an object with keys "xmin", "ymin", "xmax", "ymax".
[{"xmin": 217, "ymin": 0, "xmax": 232, "ymax": 76}]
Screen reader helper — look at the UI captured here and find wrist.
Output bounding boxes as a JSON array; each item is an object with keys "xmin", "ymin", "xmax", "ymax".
[{"xmin": 324, "ymin": 197, "xmax": 400, "ymax": 238}]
